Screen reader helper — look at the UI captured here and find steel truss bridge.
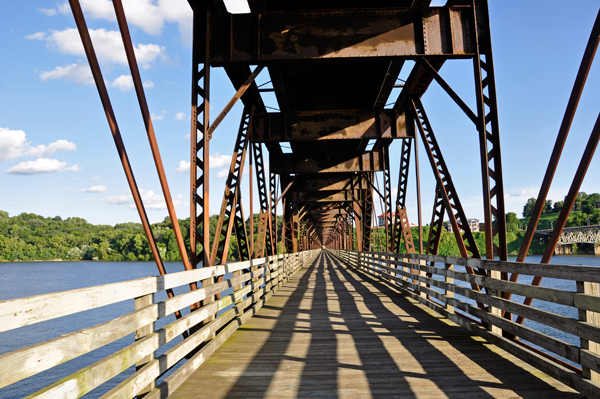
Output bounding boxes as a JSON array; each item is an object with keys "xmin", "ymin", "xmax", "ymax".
[
  {"xmin": 539, "ymin": 225, "xmax": 600, "ymax": 245},
  {"xmin": 2, "ymin": 1, "xmax": 600, "ymax": 398}
]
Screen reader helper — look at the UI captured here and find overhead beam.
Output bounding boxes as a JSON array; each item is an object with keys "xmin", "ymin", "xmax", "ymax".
[
  {"xmin": 291, "ymin": 191, "xmax": 360, "ymax": 203},
  {"xmin": 271, "ymin": 151, "xmax": 385, "ymax": 174},
  {"xmin": 252, "ymin": 110, "xmax": 413, "ymax": 142},
  {"xmin": 206, "ymin": 7, "xmax": 475, "ymax": 64},
  {"xmin": 294, "ymin": 174, "xmax": 367, "ymax": 192}
]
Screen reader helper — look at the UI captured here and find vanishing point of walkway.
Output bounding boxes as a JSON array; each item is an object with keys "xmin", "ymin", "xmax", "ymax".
[{"xmin": 171, "ymin": 252, "xmax": 580, "ymax": 398}]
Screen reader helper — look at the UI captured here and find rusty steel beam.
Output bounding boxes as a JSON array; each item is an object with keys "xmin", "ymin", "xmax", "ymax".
[
  {"xmin": 472, "ymin": 0, "xmax": 507, "ymax": 262},
  {"xmin": 271, "ymin": 151, "xmax": 385, "ymax": 174},
  {"xmin": 207, "ymin": 64, "xmax": 264, "ymax": 140},
  {"xmin": 252, "ymin": 110, "xmax": 412, "ymax": 142},
  {"xmin": 426, "ymin": 185, "xmax": 446, "ymax": 257},
  {"xmin": 68, "ymin": 0, "xmax": 178, "ymax": 298},
  {"xmin": 114, "ymin": 0, "xmax": 193, "ymax": 273},
  {"xmin": 206, "ymin": 7, "xmax": 475, "ymax": 64},
  {"xmin": 374, "ymin": 60, "xmax": 405, "ymax": 110},
  {"xmin": 190, "ymin": 6, "xmax": 211, "ymax": 270},
  {"xmin": 516, "ymin": 11, "xmax": 600, "ymax": 264},
  {"xmin": 391, "ymin": 138, "xmax": 411, "ymax": 253},
  {"xmin": 413, "ymin": 98, "xmax": 481, "ymax": 260},
  {"xmin": 293, "ymin": 174, "xmax": 366, "ymax": 192},
  {"xmin": 515, "ymin": 111, "xmax": 600, "ymax": 325},
  {"xmin": 291, "ymin": 191, "xmax": 360, "ymax": 203},
  {"xmin": 251, "ymin": 142, "xmax": 273, "ymax": 257}
]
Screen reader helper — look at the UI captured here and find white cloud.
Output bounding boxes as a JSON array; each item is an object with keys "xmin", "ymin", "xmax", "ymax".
[
  {"xmin": 183, "ymin": 133, "xmax": 190, "ymax": 140},
  {"xmin": 52, "ymin": 0, "xmax": 192, "ymax": 42},
  {"xmin": 0, "ymin": 128, "xmax": 76, "ymax": 161},
  {"xmin": 91, "ymin": 176, "xmax": 100, "ymax": 180},
  {"xmin": 509, "ymin": 189, "xmax": 538, "ymax": 197},
  {"xmin": 37, "ymin": 7, "xmax": 58, "ymax": 16},
  {"xmin": 175, "ymin": 112, "xmax": 185, "ymax": 120},
  {"xmin": 80, "ymin": 185, "xmax": 108, "ymax": 193},
  {"xmin": 101, "ymin": 189, "xmax": 180, "ymax": 209},
  {"xmin": 175, "ymin": 160, "xmax": 190, "ymax": 172},
  {"xmin": 40, "ymin": 62, "xmax": 94, "ymax": 84},
  {"xmin": 143, "ymin": 80, "xmax": 155, "ymax": 89},
  {"xmin": 0, "ymin": 128, "xmax": 28, "ymax": 162},
  {"xmin": 151, "ymin": 112, "xmax": 164, "ymax": 120},
  {"xmin": 5, "ymin": 158, "xmax": 79, "ymax": 174},
  {"xmin": 28, "ymin": 28, "xmax": 166, "ymax": 68},
  {"xmin": 110, "ymin": 75, "xmax": 134, "ymax": 91},
  {"xmin": 215, "ymin": 169, "xmax": 229, "ymax": 179},
  {"xmin": 25, "ymin": 32, "xmax": 46, "ymax": 40},
  {"xmin": 210, "ymin": 153, "xmax": 232, "ymax": 169}
]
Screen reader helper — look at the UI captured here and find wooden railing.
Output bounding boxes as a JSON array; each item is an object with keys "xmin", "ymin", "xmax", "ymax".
[
  {"xmin": 0, "ymin": 250, "xmax": 318, "ymax": 398},
  {"xmin": 332, "ymin": 249, "xmax": 600, "ymax": 398}
]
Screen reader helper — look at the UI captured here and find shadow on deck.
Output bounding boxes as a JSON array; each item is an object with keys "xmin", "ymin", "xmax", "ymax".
[{"xmin": 171, "ymin": 251, "xmax": 580, "ymax": 398}]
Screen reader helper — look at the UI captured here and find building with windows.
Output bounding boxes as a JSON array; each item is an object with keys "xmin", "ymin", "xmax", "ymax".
[
  {"xmin": 377, "ymin": 213, "xmax": 397, "ymax": 227},
  {"xmin": 447, "ymin": 218, "xmax": 480, "ymax": 233}
]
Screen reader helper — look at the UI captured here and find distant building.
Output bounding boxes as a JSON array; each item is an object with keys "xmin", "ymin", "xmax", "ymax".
[
  {"xmin": 447, "ymin": 218, "xmax": 480, "ymax": 233},
  {"xmin": 377, "ymin": 212, "xmax": 397, "ymax": 227}
]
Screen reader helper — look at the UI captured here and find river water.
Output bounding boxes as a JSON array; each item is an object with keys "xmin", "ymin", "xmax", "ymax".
[{"xmin": 1, "ymin": 255, "xmax": 599, "ymax": 398}]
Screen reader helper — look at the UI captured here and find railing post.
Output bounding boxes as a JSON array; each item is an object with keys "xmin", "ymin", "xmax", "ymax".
[
  {"xmin": 578, "ymin": 280, "xmax": 600, "ymax": 384},
  {"xmin": 489, "ymin": 268, "xmax": 503, "ymax": 335},
  {"xmin": 445, "ymin": 263, "xmax": 454, "ymax": 314},
  {"xmin": 134, "ymin": 293, "xmax": 155, "ymax": 397}
]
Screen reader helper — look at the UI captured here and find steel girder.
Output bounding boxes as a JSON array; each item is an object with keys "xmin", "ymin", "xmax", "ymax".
[
  {"xmin": 251, "ymin": 142, "xmax": 273, "ymax": 257},
  {"xmin": 190, "ymin": 7, "xmax": 211, "ymax": 269}
]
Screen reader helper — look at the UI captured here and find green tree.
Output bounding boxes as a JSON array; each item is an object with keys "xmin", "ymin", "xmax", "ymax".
[
  {"xmin": 506, "ymin": 212, "xmax": 520, "ymax": 232},
  {"xmin": 523, "ymin": 198, "xmax": 536, "ymax": 218}
]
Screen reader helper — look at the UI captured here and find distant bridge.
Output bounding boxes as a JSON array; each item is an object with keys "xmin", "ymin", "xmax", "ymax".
[{"xmin": 536, "ymin": 225, "xmax": 600, "ymax": 244}]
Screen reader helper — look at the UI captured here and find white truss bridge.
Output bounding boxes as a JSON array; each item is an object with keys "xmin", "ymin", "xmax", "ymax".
[{"xmin": 538, "ymin": 225, "xmax": 600, "ymax": 245}]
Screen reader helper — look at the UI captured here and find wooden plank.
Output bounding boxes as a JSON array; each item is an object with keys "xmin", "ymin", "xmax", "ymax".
[{"xmin": 169, "ymin": 251, "xmax": 581, "ymax": 399}]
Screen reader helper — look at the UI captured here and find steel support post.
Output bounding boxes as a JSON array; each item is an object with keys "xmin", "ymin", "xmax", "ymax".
[
  {"xmin": 251, "ymin": 143, "xmax": 273, "ymax": 257},
  {"xmin": 383, "ymin": 148, "xmax": 393, "ymax": 253},
  {"xmin": 270, "ymin": 172, "xmax": 279, "ymax": 254},
  {"xmin": 362, "ymin": 173, "xmax": 374, "ymax": 252},
  {"xmin": 392, "ymin": 138, "xmax": 411, "ymax": 253},
  {"xmin": 472, "ymin": 0, "xmax": 508, "ymax": 262},
  {"xmin": 190, "ymin": 6, "xmax": 211, "ymax": 270}
]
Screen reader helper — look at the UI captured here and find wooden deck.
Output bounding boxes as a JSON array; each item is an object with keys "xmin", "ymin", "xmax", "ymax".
[{"xmin": 171, "ymin": 251, "xmax": 582, "ymax": 399}]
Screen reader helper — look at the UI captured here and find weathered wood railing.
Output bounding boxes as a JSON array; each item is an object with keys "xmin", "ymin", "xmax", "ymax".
[
  {"xmin": 0, "ymin": 250, "xmax": 318, "ymax": 398},
  {"xmin": 332, "ymin": 249, "xmax": 600, "ymax": 398}
]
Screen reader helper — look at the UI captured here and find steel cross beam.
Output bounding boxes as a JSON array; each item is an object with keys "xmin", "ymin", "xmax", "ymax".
[
  {"xmin": 209, "ymin": 108, "xmax": 251, "ymax": 266},
  {"xmin": 412, "ymin": 98, "xmax": 481, "ymax": 260},
  {"xmin": 391, "ymin": 138, "xmax": 412, "ymax": 253},
  {"xmin": 251, "ymin": 142, "xmax": 273, "ymax": 257}
]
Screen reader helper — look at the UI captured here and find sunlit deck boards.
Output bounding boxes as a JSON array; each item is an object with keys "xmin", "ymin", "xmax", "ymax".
[{"xmin": 171, "ymin": 252, "xmax": 580, "ymax": 399}]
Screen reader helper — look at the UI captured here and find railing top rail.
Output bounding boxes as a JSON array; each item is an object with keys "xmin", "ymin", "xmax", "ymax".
[
  {"xmin": 347, "ymin": 249, "xmax": 600, "ymax": 283},
  {"xmin": 0, "ymin": 252, "xmax": 306, "ymax": 334}
]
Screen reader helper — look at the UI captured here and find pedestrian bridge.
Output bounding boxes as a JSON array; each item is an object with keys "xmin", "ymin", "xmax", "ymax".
[{"xmin": 2, "ymin": 249, "xmax": 600, "ymax": 398}]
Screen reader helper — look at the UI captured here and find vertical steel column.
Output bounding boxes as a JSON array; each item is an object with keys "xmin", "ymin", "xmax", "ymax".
[
  {"xmin": 383, "ymin": 148, "xmax": 393, "ymax": 252},
  {"xmin": 209, "ymin": 107, "xmax": 251, "ymax": 265},
  {"xmin": 190, "ymin": 5, "xmax": 210, "ymax": 269},
  {"xmin": 270, "ymin": 172, "xmax": 279, "ymax": 254},
  {"xmin": 472, "ymin": 0, "xmax": 508, "ymax": 261},
  {"xmin": 251, "ymin": 143, "xmax": 273, "ymax": 257},
  {"xmin": 362, "ymin": 172, "xmax": 374, "ymax": 252},
  {"xmin": 426, "ymin": 186, "xmax": 446, "ymax": 257},
  {"xmin": 392, "ymin": 138, "xmax": 412, "ymax": 253}
]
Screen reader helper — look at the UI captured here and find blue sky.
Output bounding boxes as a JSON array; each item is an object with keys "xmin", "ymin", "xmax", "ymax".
[{"xmin": 1, "ymin": 1, "xmax": 599, "ymax": 228}]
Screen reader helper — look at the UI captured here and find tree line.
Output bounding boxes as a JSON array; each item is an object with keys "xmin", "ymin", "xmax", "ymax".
[
  {"xmin": 522, "ymin": 192, "xmax": 600, "ymax": 226},
  {"xmin": 0, "ymin": 210, "xmax": 283, "ymax": 262}
]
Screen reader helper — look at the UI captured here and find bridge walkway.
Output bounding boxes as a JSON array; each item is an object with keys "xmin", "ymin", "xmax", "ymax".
[{"xmin": 171, "ymin": 251, "xmax": 579, "ymax": 398}]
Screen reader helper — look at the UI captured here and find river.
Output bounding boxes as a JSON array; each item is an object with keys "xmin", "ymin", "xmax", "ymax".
[{"xmin": 1, "ymin": 255, "xmax": 599, "ymax": 398}]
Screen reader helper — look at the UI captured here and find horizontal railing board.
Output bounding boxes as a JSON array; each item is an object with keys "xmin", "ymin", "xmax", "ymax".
[
  {"xmin": 0, "ymin": 257, "xmax": 275, "ymax": 333},
  {"xmin": 23, "ymin": 253, "xmax": 308, "ymax": 399},
  {"xmin": 334, "ymin": 249, "xmax": 600, "ymax": 398}
]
